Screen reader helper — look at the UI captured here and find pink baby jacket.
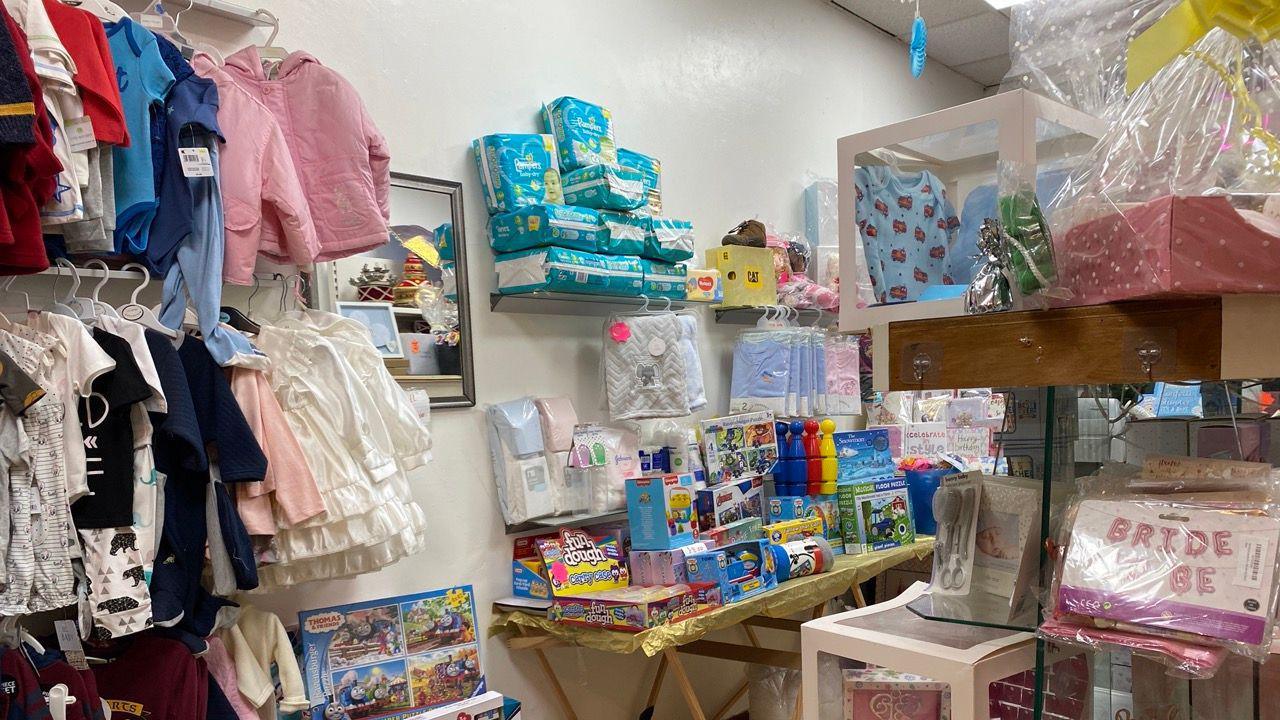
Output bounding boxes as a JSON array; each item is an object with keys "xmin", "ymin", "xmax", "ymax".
[
  {"xmin": 193, "ymin": 53, "xmax": 317, "ymax": 284},
  {"xmin": 221, "ymin": 46, "xmax": 392, "ymax": 262}
]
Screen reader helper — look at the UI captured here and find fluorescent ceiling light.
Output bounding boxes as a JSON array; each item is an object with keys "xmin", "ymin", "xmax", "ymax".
[{"xmin": 984, "ymin": 0, "xmax": 1032, "ymax": 8}]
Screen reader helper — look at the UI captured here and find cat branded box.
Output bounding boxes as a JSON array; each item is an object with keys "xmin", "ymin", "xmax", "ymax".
[{"xmin": 705, "ymin": 246, "xmax": 777, "ymax": 307}]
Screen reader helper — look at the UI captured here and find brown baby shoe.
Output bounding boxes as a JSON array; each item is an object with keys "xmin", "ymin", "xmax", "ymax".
[{"xmin": 721, "ymin": 219, "xmax": 767, "ymax": 248}]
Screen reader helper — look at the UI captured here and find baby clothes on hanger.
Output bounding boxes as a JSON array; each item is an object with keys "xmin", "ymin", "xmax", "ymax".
[
  {"xmin": 221, "ymin": 46, "xmax": 391, "ymax": 262},
  {"xmin": 0, "ymin": 347, "xmax": 43, "ymax": 413},
  {"xmin": 105, "ymin": 17, "xmax": 174, "ymax": 254},
  {"xmin": 192, "ymin": 52, "xmax": 317, "ymax": 284},
  {"xmin": 222, "ymin": 605, "xmax": 308, "ymax": 718},
  {"xmin": 677, "ymin": 314, "xmax": 706, "ymax": 411},
  {"xmin": 603, "ymin": 312, "xmax": 689, "ymax": 421},
  {"xmin": 92, "ymin": 634, "xmax": 207, "ymax": 720},
  {"xmin": 854, "ymin": 166, "xmax": 959, "ymax": 303},
  {"xmin": 730, "ymin": 329, "xmax": 791, "ymax": 415}
]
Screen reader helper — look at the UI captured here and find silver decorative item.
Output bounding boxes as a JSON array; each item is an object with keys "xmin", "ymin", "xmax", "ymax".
[{"xmin": 964, "ymin": 218, "xmax": 1013, "ymax": 314}]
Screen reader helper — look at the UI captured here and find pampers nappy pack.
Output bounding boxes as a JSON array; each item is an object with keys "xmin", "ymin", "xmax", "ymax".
[
  {"xmin": 489, "ymin": 203, "xmax": 606, "ymax": 253},
  {"xmin": 495, "ymin": 246, "xmax": 643, "ymax": 296},
  {"xmin": 599, "ymin": 210, "xmax": 648, "ymax": 256},
  {"xmin": 543, "ymin": 96, "xmax": 618, "ymax": 170},
  {"xmin": 641, "ymin": 259, "xmax": 687, "ymax": 299},
  {"xmin": 618, "ymin": 147, "xmax": 662, "ymax": 215},
  {"xmin": 562, "ymin": 164, "xmax": 646, "ymax": 211},
  {"xmin": 645, "ymin": 217, "xmax": 695, "ymax": 262},
  {"xmin": 473, "ymin": 134, "xmax": 564, "ymax": 214}
]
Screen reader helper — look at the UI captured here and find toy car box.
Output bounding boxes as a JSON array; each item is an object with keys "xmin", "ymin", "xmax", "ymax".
[
  {"xmin": 629, "ymin": 541, "xmax": 715, "ymax": 586},
  {"xmin": 698, "ymin": 516, "xmax": 763, "ymax": 547},
  {"xmin": 767, "ymin": 494, "xmax": 844, "ymax": 555},
  {"xmin": 695, "ymin": 475, "xmax": 763, "ymax": 531},
  {"xmin": 547, "ymin": 582, "xmax": 721, "ymax": 632},
  {"xmin": 683, "ymin": 539, "xmax": 778, "ymax": 604},
  {"xmin": 626, "ymin": 473, "xmax": 699, "ymax": 550},
  {"xmin": 763, "ymin": 516, "xmax": 825, "ymax": 545}
]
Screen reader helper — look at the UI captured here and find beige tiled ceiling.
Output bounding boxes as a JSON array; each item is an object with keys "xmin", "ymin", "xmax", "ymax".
[{"xmin": 831, "ymin": 0, "xmax": 1013, "ymax": 88}]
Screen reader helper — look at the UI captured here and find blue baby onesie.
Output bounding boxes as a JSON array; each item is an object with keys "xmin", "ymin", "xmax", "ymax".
[
  {"xmin": 853, "ymin": 167, "xmax": 959, "ymax": 303},
  {"xmin": 105, "ymin": 18, "xmax": 174, "ymax": 254}
]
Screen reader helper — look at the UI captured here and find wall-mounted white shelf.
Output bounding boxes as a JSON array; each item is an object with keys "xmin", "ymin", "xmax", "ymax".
[
  {"xmin": 714, "ymin": 305, "xmax": 830, "ymax": 326},
  {"xmin": 489, "ymin": 291, "xmax": 712, "ymax": 317},
  {"xmin": 505, "ymin": 509, "xmax": 627, "ymax": 536},
  {"xmin": 131, "ymin": 0, "xmax": 273, "ymax": 27},
  {"xmin": 39, "ymin": 264, "xmax": 146, "ymax": 281}
]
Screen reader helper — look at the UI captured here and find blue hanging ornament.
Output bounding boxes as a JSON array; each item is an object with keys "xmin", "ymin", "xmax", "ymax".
[{"xmin": 909, "ymin": 12, "xmax": 927, "ymax": 78}]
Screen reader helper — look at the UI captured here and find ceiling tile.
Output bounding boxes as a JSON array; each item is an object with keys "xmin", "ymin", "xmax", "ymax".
[
  {"xmin": 951, "ymin": 55, "xmax": 1013, "ymax": 87},
  {"xmin": 832, "ymin": 0, "xmax": 992, "ymax": 38},
  {"xmin": 909, "ymin": 11, "xmax": 1010, "ymax": 68}
]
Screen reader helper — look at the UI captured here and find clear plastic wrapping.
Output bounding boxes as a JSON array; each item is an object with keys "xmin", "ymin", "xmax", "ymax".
[
  {"xmin": 1010, "ymin": 2, "xmax": 1280, "ymax": 306},
  {"xmin": 1045, "ymin": 461, "xmax": 1280, "ymax": 676}
]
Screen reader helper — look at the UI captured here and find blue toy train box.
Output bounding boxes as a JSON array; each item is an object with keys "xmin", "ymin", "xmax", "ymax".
[
  {"xmin": 626, "ymin": 473, "xmax": 699, "ymax": 550},
  {"xmin": 472, "ymin": 134, "xmax": 562, "ymax": 215},
  {"xmin": 695, "ymin": 475, "xmax": 763, "ymax": 531},
  {"xmin": 489, "ymin": 203, "xmax": 606, "ymax": 254},
  {"xmin": 683, "ymin": 539, "xmax": 778, "ymax": 604},
  {"xmin": 299, "ymin": 587, "xmax": 484, "ymax": 720},
  {"xmin": 766, "ymin": 494, "xmax": 844, "ymax": 555},
  {"xmin": 834, "ymin": 429, "xmax": 895, "ymax": 483}
]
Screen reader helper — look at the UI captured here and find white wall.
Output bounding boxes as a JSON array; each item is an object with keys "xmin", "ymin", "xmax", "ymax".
[{"xmin": 149, "ymin": 1, "xmax": 981, "ymax": 717}]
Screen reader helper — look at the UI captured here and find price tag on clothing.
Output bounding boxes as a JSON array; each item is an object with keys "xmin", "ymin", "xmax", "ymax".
[
  {"xmin": 53, "ymin": 620, "xmax": 88, "ymax": 670},
  {"xmin": 138, "ymin": 13, "xmax": 165, "ymax": 29},
  {"xmin": 66, "ymin": 116, "xmax": 95, "ymax": 152},
  {"xmin": 406, "ymin": 388, "xmax": 431, "ymax": 424},
  {"xmin": 179, "ymin": 147, "xmax": 214, "ymax": 177}
]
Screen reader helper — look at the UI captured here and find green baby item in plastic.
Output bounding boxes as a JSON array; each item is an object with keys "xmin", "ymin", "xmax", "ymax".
[{"xmin": 998, "ymin": 189, "xmax": 1057, "ymax": 296}]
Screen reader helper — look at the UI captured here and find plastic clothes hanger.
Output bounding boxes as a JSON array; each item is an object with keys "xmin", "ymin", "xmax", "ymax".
[
  {"xmin": 47, "ymin": 684, "xmax": 75, "ymax": 720},
  {"xmin": 85, "ymin": 260, "xmax": 119, "ymax": 319},
  {"xmin": 117, "ymin": 263, "xmax": 178, "ymax": 338},
  {"xmin": 252, "ymin": 9, "xmax": 289, "ymax": 71},
  {"xmin": 133, "ymin": 0, "xmax": 193, "ymax": 52},
  {"xmin": 47, "ymin": 260, "xmax": 84, "ymax": 319},
  {"xmin": 62, "ymin": 0, "xmax": 127, "ymax": 23},
  {"xmin": 0, "ymin": 276, "xmax": 31, "ymax": 315}
]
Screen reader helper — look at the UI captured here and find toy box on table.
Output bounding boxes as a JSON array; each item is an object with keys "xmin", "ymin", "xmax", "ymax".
[
  {"xmin": 630, "ymin": 541, "xmax": 715, "ymax": 586},
  {"xmin": 626, "ymin": 474, "xmax": 699, "ymax": 551},
  {"xmin": 834, "ymin": 429, "xmax": 895, "ymax": 484},
  {"xmin": 514, "ymin": 531, "xmax": 626, "ymax": 600},
  {"xmin": 548, "ymin": 583, "xmax": 722, "ymax": 632},
  {"xmin": 842, "ymin": 668, "xmax": 951, "ymax": 720},
  {"xmin": 684, "ymin": 539, "xmax": 779, "ymax": 604},
  {"xmin": 410, "ymin": 691, "xmax": 505, "ymax": 720},
  {"xmin": 701, "ymin": 411, "xmax": 778, "ymax": 486},
  {"xmin": 535, "ymin": 527, "xmax": 629, "ymax": 597},
  {"xmin": 695, "ymin": 476, "xmax": 763, "ymax": 531},
  {"xmin": 767, "ymin": 494, "xmax": 843, "ymax": 555},
  {"xmin": 838, "ymin": 477, "xmax": 915, "ymax": 555},
  {"xmin": 763, "ymin": 516, "xmax": 825, "ymax": 545},
  {"xmin": 699, "ymin": 516, "xmax": 763, "ymax": 546}
]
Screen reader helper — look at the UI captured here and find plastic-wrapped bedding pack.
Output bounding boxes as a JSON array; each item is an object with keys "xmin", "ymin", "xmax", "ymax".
[
  {"xmin": 1004, "ymin": 0, "xmax": 1280, "ymax": 306},
  {"xmin": 489, "ymin": 203, "xmax": 606, "ymax": 253},
  {"xmin": 1042, "ymin": 458, "xmax": 1280, "ymax": 677},
  {"xmin": 486, "ymin": 397, "xmax": 556, "ymax": 524},
  {"xmin": 472, "ymin": 134, "xmax": 563, "ymax": 214},
  {"xmin": 494, "ymin": 246, "xmax": 644, "ymax": 296},
  {"xmin": 644, "ymin": 217, "xmax": 695, "ymax": 263}
]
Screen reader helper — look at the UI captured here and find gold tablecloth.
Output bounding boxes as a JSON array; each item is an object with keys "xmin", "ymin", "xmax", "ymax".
[{"xmin": 490, "ymin": 539, "xmax": 935, "ymax": 657}]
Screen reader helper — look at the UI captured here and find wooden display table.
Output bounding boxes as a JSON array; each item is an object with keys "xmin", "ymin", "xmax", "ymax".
[{"xmin": 491, "ymin": 540, "xmax": 934, "ymax": 720}]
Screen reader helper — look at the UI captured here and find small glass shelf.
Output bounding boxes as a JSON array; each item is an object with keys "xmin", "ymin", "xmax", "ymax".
[
  {"xmin": 905, "ymin": 589, "xmax": 1040, "ymax": 633},
  {"xmin": 504, "ymin": 509, "xmax": 628, "ymax": 536},
  {"xmin": 713, "ymin": 305, "xmax": 830, "ymax": 325},
  {"xmin": 489, "ymin": 291, "xmax": 713, "ymax": 317}
]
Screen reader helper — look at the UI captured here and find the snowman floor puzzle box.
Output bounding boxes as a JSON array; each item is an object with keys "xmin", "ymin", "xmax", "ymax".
[{"xmin": 300, "ymin": 587, "xmax": 484, "ymax": 720}]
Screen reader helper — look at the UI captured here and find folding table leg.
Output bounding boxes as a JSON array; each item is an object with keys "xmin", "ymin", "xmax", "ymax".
[
  {"xmin": 664, "ymin": 648, "xmax": 709, "ymax": 720},
  {"xmin": 638, "ymin": 655, "xmax": 667, "ymax": 720},
  {"xmin": 852, "ymin": 583, "xmax": 869, "ymax": 608}
]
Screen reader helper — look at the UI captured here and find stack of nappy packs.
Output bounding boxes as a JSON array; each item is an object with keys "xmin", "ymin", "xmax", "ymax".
[{"xmin": 475, "ymin": 96, "xmax": 696, "ymax": 299}]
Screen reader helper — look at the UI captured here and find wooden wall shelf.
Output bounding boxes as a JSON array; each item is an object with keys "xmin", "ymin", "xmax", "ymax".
[{"xmin": 873, "ymin": 295, "xmax": 1280, "ymax": 391}]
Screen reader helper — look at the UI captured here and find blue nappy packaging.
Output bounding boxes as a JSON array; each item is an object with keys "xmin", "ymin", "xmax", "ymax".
[
  {"xmin": 644, "ymin": 217, "xmax": 695, "ymax": 263},
  {"xmin": 598, "ymin": 210, "xmax": 648, "ymax": 256},
  {"xmin": 618, "ymin": 147, "xmax": 662, "ymax": 215},
  {"xmin": 472, "ymin": 134, "xmax": 564, "ymax": 215},
  {"xmin": 561, "ymin": 164, "xmax": 646, "ymax": 211},
  {"xmin": 489, "ymin": 203, "xmax": 606, "ymax": 253},
  {"xmin": 641, "ymin": 259, "xmax": 688, "ymax": 299},
  {"xmin": 433, "ymin": 221, "xmax": 455, "ymax": 261},
  {"xmin": 542, "ymin": 96, "xmax": 618, "ymax": 171},
  {"xmin": 495, "ymin": 246, "xmax": 644, "ymax": 296}
]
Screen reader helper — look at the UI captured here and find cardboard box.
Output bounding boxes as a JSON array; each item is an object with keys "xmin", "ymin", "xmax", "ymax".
[
  {"xmin": 842, "ymin": 669, "xmax": 950, "ymax": 720},
  {"xmin": 763, "ymin": 516, "xmax": 824, "ymax": 545},
  {"xmin": 626, "ymin": 474, "xmax": 699, "ymax": 550},
  {"xmin": 548, "ymin": 583, "xmax": 721, "ymax": 632},
  {"xmin": 695, "ymin": 476, "xmax": 763, "ymax": 530},
  {"xmin": 1120, "ymin": 418, "xmax": 1189, "ymax": 465},
  {"xmin": 684, "ymin": 539, "xmax": 778, "ymax": 604},
  {"xmin": 766, "ymin": 494, "xmax": 843, "ymax": 554},
  {"xmin": 834, "ymin": 429, "xmax": 895, "ymax": 483},
  {"xmin": 1190, "ymin": 417, "xmax": 1271, "ymax": 462},
  {"xmin": 701, "ymin": 412, "xmax": 778, "ymax": 485},
  {"xmin": 629, "ymin": 541, "xmax": 715, "ymax": 586},
  {"xmin": 698, "ymin": 516, "xmax": 763, "ymax": 546},
  {"xmin": 512, "ymin": 533, "xmax": 555, "ymax": 600},
  {"xmin": 837, "ymin": 477, "xmax": 914, "ymax": 554},
  {"xmin": 705, "ymin": 245, "xmax": 777, "ymax": 308},
  {"xmin": 535, "ymin": 528, "xmax": 629, "ymax": 596},
  {"xmin": 410, "ymin": 691, "xmax": 505, "ymax": 720}
]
